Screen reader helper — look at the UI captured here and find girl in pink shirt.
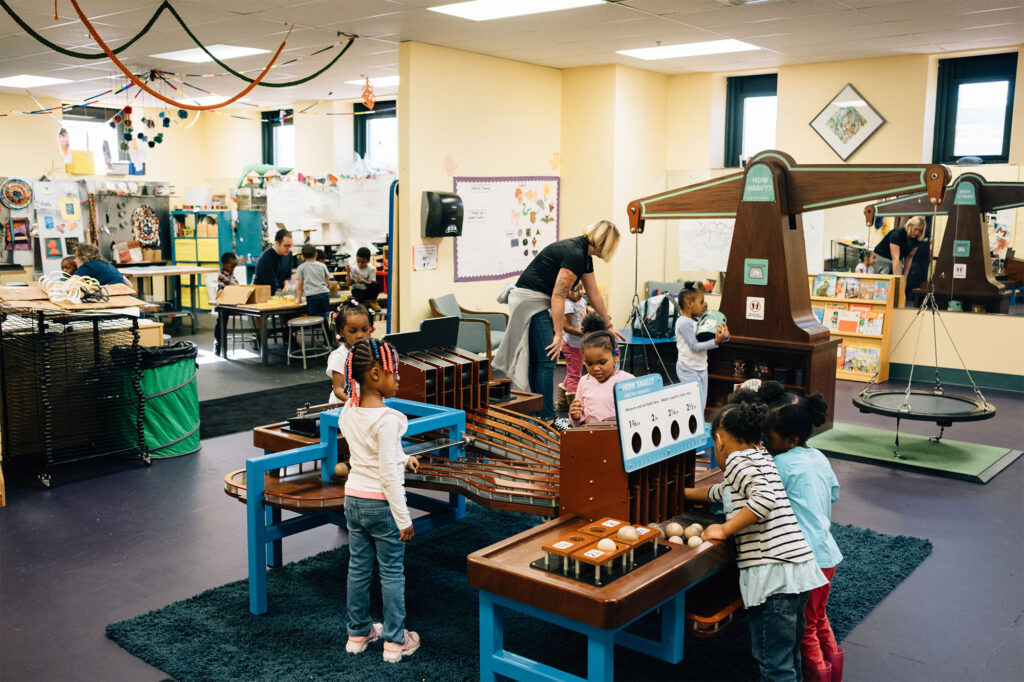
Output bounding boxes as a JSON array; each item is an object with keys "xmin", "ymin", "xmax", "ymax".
[{"xmin": 568, "ymin": 313, "xmax": 635, "ymax": 426}]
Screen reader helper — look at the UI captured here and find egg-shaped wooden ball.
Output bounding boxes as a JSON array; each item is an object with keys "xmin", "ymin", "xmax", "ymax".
[
  {"xmin": 333, "ymin": 462, "xmax": 349, "ymax": 477},
  {"xmin": 597, "ymin": 538, "xmax": 617, "ymax": 552},
  {"xmin": 667, "ymin": 535, "xmax": 684, "ymax": 545},
  {"xmin": 684, "ymin": 523, "xmax": 704, "ymax": 539},
  {"xmin": 616, "ymin": 526, "xmax": 640, "ymax": 542},
  {"xmin": 647, "ymin": 522, "xmax": 666, "ymax": 539},
  {"xmin": 665, "ymin": 522, "xmax": 684, "ymax": 538},
  {"xmin": 687, "ymin": 535, "xmax": 703, "ymax": 548}
]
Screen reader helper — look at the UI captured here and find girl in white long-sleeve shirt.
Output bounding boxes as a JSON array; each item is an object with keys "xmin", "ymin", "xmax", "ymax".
[
  {"xmin": 675, "ymin": 281, "xmax": 729, "ymax": 415},
  {"xmin": 339, "ymin": 339, "xmax": 422, "ymax": 663}
]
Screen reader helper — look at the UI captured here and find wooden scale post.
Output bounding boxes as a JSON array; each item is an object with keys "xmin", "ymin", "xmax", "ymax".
[
  {"xmin": 627, "ymin": 150, "xmax": 950, "ymax": 425},
  {"xmin": 867, "ymin": 173, "xmax": 1024, "ymax": 313}
]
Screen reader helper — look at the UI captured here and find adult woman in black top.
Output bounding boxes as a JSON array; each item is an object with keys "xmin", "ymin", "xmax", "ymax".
[
  {"xmin": 873, "ymin": 216, "xmax": 925, "ymax": 276},
  {"xmin": 493, "ymin": 220, "xmax": 623, "ymax": 426}
]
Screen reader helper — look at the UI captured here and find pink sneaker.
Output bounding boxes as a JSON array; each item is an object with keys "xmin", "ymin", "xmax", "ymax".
[
  {"xmin": 382, "ymin": 630, "xmax": 420, "ymax": 663},
  {"xmin": 345, "ymin": 622, "xmax": 382, "ymax": 654}
]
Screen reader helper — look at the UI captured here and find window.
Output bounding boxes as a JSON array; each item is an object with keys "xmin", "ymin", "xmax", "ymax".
[
  {"xmin": 61, "ymin": 105, "xmax": 127, "ymax": 175},
  {"xmin": 261, "ymin": 109, "xmax": 294, "ymax": 166},
  {"xmin": 724, "ymin": 74, "xmax": 777, "ymax": 168},
  {"xmin": 354, "ymin": 100, "xmax": 397, "ymax": 171},
  {"xmin": 933, "ymin": 52, "xmax": 1017, "ymax": 164}
]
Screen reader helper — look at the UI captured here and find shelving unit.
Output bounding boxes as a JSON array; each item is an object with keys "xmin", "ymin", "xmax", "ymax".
[
  {"xmin": 808, "ymin": 272, "xmax": 899, "ymax": 383},
  {"xmin": 171, "ymin": 209, "xmax": 263, "ymax": 310}
]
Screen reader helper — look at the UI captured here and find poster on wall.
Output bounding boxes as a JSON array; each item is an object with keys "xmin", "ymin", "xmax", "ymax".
[
  {"xmin": 677, "ymin": 209, "xmax": 825, "ymax": 274},
  {"xmin": 452, "ymin": 176, "xmax": 560, "ymax": 282},
  {"xmin": 266, "ymin": 174, "xmax": 395, "ymax": 248}
]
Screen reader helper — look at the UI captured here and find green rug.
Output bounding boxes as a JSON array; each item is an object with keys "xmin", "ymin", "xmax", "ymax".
[
  {"xmin": 810, "ymin": 422, "xmax": 1022, "ymax": 483},
  {"xmin": 107, "ymin": 505, "xmax": 931, "ymax": 681}
]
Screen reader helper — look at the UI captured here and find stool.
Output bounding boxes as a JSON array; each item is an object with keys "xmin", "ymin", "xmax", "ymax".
[{"xmin": 286, "ymin": 316, "xmax": 331, "ymax": 369}]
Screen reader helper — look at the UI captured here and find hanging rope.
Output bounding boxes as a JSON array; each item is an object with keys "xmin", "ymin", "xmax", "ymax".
[
  {"xmin": 1, "ymin": 0, "xmax": 355, "ymax": 88},
  {"xmin": 68, "ymin": 0, "xmax": 290, "ymax": 111}
]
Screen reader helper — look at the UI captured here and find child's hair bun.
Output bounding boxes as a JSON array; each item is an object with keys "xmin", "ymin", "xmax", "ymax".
[
  {"xmin": 682, "ymin": 280, "xmax": 699, "ymax": 290},
  {"xmin": 580, "ymin": 311, "xmax": 606, "ymax": 335},
  {"xmin": 728, "ymin": 387, "xmax": 762, "ymax": 406},
  {"xmin": 758, "ymin": 380, "xmax": 788, "ymax": 405},
  {"xmin": 806, "ymin": 393, "xmax": 829, "ymax": 427}
]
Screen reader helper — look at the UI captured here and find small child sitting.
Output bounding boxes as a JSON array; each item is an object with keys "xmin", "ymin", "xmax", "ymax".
[
  {"xmin": 854, "ymin": 250, "xmax": 876, "ymax": 274},
  {"xmin": 566, "ymin": 312, "xmax": 635, "ymax": 428},
  {"xmin": 349, "ymin": 246, "xmax": 381, "ymax": 311}
]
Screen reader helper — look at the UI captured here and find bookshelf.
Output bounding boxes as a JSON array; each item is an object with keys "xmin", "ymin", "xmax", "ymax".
[
  {"xmin": 808, "ymin": 272, "xmax": 900, "ymax": 383},
  {"xmin": 171, "ymin": 209, "xmax": 263, "ymax": 310}
]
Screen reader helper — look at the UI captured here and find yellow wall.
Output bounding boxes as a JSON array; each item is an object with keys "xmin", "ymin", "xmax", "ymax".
[
  {"xmin": 294, "ymin": 100, "xmax": 335, "ymax": 175},
  {"xmin": 889, "ymin": 308, "xmax": 1024, "ymax": 376},
  {"xmin": 397, "ymin": 42, "xmax": 562, "ymax": 331}
]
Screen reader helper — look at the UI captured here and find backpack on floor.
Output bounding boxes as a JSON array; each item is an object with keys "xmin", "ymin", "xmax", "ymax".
[{"xmin": 630, "ymin": 293, "xmax": 679, "ymax": 339}]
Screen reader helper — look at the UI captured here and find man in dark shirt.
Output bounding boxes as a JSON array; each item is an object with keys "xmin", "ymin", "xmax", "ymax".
[{"xmin": 253, "ymin": 229, "xmax": 295, "ymax": 293}]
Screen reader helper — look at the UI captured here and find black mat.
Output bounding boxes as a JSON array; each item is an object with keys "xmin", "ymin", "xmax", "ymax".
[{"xmin": 199, "ymin": 381, "xmax": 329, "ymax": 440}]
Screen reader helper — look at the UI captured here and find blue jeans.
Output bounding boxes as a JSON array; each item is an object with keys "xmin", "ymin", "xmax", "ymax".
[
  {"xmin": 748, "ymin": 591, "xmax": 811, "ymax": 682},
  {"xmin": 528, "ymin": 309, "xmax": 556, "ymax": 421},
  {"xmin": 345, "ymin": 496, "xmax": 407, "ymax": 644},
  {"xmin": 306, "ymin": 292, "xmax": 331, "ymax": 321}
]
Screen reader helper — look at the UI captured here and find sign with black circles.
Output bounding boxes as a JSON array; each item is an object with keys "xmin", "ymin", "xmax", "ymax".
[{"xmin": 613, "ymin": 374, "xmax": 706, "ymax": 473}]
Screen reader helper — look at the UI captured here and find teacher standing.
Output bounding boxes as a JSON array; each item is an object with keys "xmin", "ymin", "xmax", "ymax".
[
  {"xmin": 873, "ymin": 216, "xmax": 924, "ymax": 276},
  {"xmin": 494, "ymin": 221, "xmax": 624, "ymax": 427}
]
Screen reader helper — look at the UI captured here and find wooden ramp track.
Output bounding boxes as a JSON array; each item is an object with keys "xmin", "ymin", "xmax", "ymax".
[{"xmin": 408, "ymin": 455, "xmax": 559, "ymax": 516}]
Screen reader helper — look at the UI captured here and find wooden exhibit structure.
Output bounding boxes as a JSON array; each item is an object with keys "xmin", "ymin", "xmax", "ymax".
[
  {"xmin": 627, "ymin": 150, "xmax": 950, "ymax": 424},
  {"xmin": 868, "ymin": 173, "xmax": 1024, "ymax": 313}
]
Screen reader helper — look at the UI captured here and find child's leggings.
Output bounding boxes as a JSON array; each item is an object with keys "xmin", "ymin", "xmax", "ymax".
[
  {"xmin": 561, "ymin": 342, "xmax": 583, "ymax": 394},
  {"xmin": 802, "ymin": 566, "xmax": 839, "ymax": 668},
  {"xmin": 675, "ymin": 364, "xmax": 708, "ymax": 415}
]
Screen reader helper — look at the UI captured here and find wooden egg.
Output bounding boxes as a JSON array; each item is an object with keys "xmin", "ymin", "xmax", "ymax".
[
  {"xmin": 597, "ymin": 538, "xmax": 616, "ymax": 551},
  {"xmin": 616, "ymin": 526, "xmax": 640, "ymax": 541},
  {"xmin": 333, "ymin": 462, "xmax": 349, "ymax": 477},
  {"xmin": 647, "ymin": 522, "xmax": 666, "ymax": 539},
  {"xmin": 667, "ymin": 536, "xmax": 684, "ymax": 545},
  {"xmin": 684, "ymin": 523, "xmax": 704, "ymax": 539},
  {"xmin": 665, "ymin": 522, "xmax": 684, "ymax": 538},
  {"xmin": 687, "ymin": 535, "xmax": 703, "ymax": 548}
]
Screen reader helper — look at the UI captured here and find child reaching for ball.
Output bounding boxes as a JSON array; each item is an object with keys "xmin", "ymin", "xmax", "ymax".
[
  {"xmin": 685, "ymin": 396, "xmax": 826, "ymax": 682},
  {"xmin": 339, "ymin": 339, "xmax": 421, "ymax": 663},
  {"xmin": 567, "ymin": 312, "xmax": 635, "ymax": 427},
  {"xmin": 326, "ymin": 300, "xmax": 372, "ymax": 404},
  {"xmin": 758, "ymin": 381, "xmax": 844, "ymax": 682}
]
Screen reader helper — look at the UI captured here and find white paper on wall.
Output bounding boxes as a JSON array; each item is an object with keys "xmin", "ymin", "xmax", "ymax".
[{"xmin": 453, "ymin": 176, "xmax": 560, "ymax": 282}]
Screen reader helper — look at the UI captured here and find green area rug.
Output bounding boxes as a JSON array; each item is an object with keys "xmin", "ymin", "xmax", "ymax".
[
  {"xmin": 810, "ymin": 422, "xmax": 1022, "ymax": 484},
  {"xmin": 107, "ymin": 505, "xmax": 931, "ymax": 682}
]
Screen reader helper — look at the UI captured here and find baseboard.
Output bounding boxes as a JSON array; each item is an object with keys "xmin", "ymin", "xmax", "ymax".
[{"xmin": 888, "ymin": 363, "xmax": 1023, "ymax": 393}]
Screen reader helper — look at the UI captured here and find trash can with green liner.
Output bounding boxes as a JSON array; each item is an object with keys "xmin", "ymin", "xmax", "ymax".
[{"xmin": 112, "ymin": 341, "xmax": 200, "ymax": 458}]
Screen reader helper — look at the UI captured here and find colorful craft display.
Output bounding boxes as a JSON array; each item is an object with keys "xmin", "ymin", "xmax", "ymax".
[
  {"xmin": 131, "ymin": 206, "xmax": 159, "ymax": 246},
  {"xmin": 0, "ymin": 178, "xmax": 33, "ymax": 209}
]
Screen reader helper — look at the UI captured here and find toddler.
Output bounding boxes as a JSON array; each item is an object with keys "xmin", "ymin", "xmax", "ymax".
[
  {"xmin": 854, "ymin": 250, "xmax": 876, "ymax": 274},
  {"xmin": 557, "ymin": 281, "xmax": 587, "ymax": 410},
  {"xmin": 340, "ymin": 339, "xmax": 421, "ymax": 663},
  {"xmin": 566, "ymin": 312, "xmax": 635, "ymax": 427},
  {"xmin": 675, "ymin": 281, "xmax": 729, "ymax": 415},
  {"xmin": 326, "ymin": 300, "xmax": 372, "ymax": 404}
]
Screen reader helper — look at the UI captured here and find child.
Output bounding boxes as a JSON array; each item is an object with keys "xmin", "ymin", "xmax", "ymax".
[
  {"xmin": 854, "ymin": 250, "xmax": 876, "ymax": 274},
  {"xmin": 675, "ymin": 281, "xmax": 729, "ymax": 415},
  {"xmin": 349, "ymin": 246, "xmax": 381, "ymax": 311},
  {"xmin": 60, "ymin": 256, "xmax": 77, "ymax": 279},
  {"xmin": 759, "ymin": 381, "xmax": 844, "ymax": 682},
  {"xmin": 295, "ymin": 243, "xmax": 333, "ymax": 326},
  {"xmin": 566, "ymin": 312, "xmax": 635, "ymax": 428},
  {"xmin": 214, "ymin": 252, "xmax": 240, "ymax": 355},
  {"xmin": 557, "ymin": 281, "xmax": 587, "ymax": 411},
  {"xmin": 326, "ymin": 300, "xmax": 372, "ymax": 404},
  {"xmin": 685, "ymin": 396, "xmax": 827, "ymax": 682},
  {"xmin": 339, "ymin": 339, "xmax": 421, "ymax": 663}
]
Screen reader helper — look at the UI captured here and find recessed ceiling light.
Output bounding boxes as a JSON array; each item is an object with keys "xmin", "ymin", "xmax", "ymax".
[
  {"xmin": 428, "ymin": 0, "xmax": 603, "ymax": 22},
  {"xmin": 344, "ymin": 76, "xmax": 400, "ymax": 87},
  {"xmin": 617, "ymin": 39, "xmax": 761, "ymax": 60},
  {"xmin": 150, "ymin": 44, "xmax": 269, "ymax": 63},
  {"xmin": 0, "ymin": 74, "xmax": 73, "ymax": 88}
]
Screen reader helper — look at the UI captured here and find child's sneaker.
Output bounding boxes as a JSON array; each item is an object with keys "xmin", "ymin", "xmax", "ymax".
[
  {"xmin": 382, "ymin": 630, "xmax": 420, "ymax": 663},
  {"xmin": 551, "ymin": 418, "xmax": 572, "ymax": 432},
  {"xmin": 345, "ymin": 623, "xmax": 383, "ymax": 654}
]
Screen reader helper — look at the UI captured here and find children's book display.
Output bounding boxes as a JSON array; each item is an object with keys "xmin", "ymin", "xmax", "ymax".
[{"xmin": 809, "ymin": 272, "xmax": 897, "ymax": 383}]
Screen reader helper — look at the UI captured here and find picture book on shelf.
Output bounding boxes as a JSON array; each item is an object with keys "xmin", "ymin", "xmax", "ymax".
[
  {"xmin": 813, "ymin": 274, "xmax": 838, "ymax": 298},
  {"xmin": 824, "ymin": 302, "xmax": 847, "ymax": 331},
  {"xmin": 812, "ymin": 306, "xmax": 825, "ymax": 324},
  {"xmin": 841, "ymin": 277, "xmax": 860, "ymax": 298},
  {"xmin": 836, "ymin": 343, "xmax": 846, "ymax": 371},
  {"xmin": 859, "ymin": 311, "xmax": 884, "ymax": 335},
  {"xmin": 843, "ymin": 346, "xmax": 880, "ymax": 375},
  {"xmin": 836, "ymin": 310, "xmax": 860, "ymax": 334},
  {"xmin": 872, "ymin": 279, "xmax": 891, "ymax": 301},
  {"xmin": 834, "ymin": 278, "xmax": 846, "ymax": 299}
]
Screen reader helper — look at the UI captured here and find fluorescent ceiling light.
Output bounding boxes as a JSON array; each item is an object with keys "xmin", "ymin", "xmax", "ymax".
[
  {"xmin": 344, "ymin": 76, "xmax": 400, "ymax": 87},
  {"xmin": 0, "ymin": 74, "xmax": 73, "ymax": 88},
  {"xmin": 150, "ymin": 44, "xmax": 269, "ymax": 63},
  {"xmin": 617, "ymin": 39, "xmax": 760, "ymax": 60},
  {"xmin": 428, "ymin": 0, "xmax": 603, "ymax": 22}
]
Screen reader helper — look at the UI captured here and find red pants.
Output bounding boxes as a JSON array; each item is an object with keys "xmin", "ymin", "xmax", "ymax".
[
  {"xmin": 802, "ymin": 565, "xmax": 839, "ymax": 668},
  {"xmin": 561, "ymin": 343, "xmax": 583, "ymax": 394}
]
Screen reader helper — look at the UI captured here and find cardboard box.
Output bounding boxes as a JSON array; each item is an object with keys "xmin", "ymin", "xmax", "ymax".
[
  {"xmin": 217, "ymin": 284, "xmax": 272, "ymax": 305},
  {"xmin": 142, "ymin": 248, "xmax": 162, "ymax": 263}
]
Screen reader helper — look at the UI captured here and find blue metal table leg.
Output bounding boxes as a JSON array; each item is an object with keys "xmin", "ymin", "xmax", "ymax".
[
  {"xmin": 585, "ymin": 628, "xmax": 615, "ymax": 681},
  {"xmin": 246, "ymin": 493, "xmax": 268, "ymax": 615},
  {"xmin": 267, "ymin": 506, "xmax": 282, "ymax": 567},
  {"xmin": 479, "ymin": 591, "xmax": 503, "ymax": 682}
]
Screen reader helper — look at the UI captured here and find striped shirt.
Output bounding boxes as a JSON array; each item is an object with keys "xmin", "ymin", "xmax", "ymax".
[{"xmin": 707, "ymin": 447, "xmax": 816, "ymax": 569}]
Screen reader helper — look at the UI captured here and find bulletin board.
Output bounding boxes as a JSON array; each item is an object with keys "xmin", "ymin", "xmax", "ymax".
[
  {"xmin": 453, "ymin": 176, "xmax": 560, "ymax": 282},
  {"xmin": 32, "ymin": 179, "xmax": 89, "ymax": 277}
]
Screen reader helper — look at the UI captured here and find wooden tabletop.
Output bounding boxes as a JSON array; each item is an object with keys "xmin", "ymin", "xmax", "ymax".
[{"xmin": 119, "ymin": 265, "xmax": 220, "ymax": 277}]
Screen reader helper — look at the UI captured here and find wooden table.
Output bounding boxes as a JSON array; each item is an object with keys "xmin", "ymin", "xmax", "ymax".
[
  {"xmin": 214, "ymin": 296, "xmax": 345, "ymax": 365},
  {"xmin": 119, "ymin": 265, "xmax": 219, "ymax": 334}
]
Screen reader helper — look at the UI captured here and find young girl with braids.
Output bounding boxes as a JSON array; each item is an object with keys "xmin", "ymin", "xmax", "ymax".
[
  {"xmin": 686, "ymin": 396, "xmax": 826, "ymax": 682},
  {"xmin": 326, "ymin": 300, "xmax": 373, "ymax": 404},
  {"xmin": 339, "ymin": 339, "xmax": 422, "ymax": 663},
  {"xmin": 567, "ymin": 312, "xmax": 634, "ymax": 427},
  {"xmin": 758, "ymin": 381, "xmax": 844, "ymax": 682}
]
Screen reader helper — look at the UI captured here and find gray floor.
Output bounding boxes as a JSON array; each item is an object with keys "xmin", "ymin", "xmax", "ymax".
[{"xmin": 1, "ymin": 381, "xmax": 1022, "ymax": 681}]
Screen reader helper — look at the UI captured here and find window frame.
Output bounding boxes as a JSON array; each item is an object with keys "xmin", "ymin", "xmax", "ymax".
[
  {"xmin": 932, "ymin": 52, "xmax": 1017, "ymax": 164},
  {"xmin": 261, "ymin": 109, "xmax": 294, "ymax": 166},
  {"xmin": 723, "ymin": 74, "xmax": 778, "ymax": 169},
  {"xmin": 61, "ymin": 105, "xmax": 128, "ymax": 162},
  {"xmin": 353, "ymin": 99, "xmax": 396, "ymax": 159}
]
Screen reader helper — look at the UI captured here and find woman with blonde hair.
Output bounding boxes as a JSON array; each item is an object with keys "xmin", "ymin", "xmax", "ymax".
[
  {"xmin": 493, "ymin": 220, "xmax": 624, "ymax": 429},
  {"xmin": 73, "ymin": 244, "xmax": 128, "ymax": 286}
]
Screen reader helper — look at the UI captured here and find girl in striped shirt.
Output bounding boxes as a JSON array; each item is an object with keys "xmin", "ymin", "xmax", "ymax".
[{"xmin": 686, "ymin": 398, "xmax": 826, "ymax": 682}]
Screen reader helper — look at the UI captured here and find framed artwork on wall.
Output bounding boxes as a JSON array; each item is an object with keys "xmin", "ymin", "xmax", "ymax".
[{"xmin": 809, "ymin": 83, "xmax": 885, "ymax": 161}]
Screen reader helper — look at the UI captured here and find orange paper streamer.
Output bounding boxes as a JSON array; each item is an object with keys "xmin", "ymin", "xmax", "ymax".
[{"xmin": 68, "ymin": 0, "xmax": 290, "ymax": 111}]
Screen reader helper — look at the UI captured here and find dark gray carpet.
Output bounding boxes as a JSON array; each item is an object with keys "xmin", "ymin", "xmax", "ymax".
[
  {"xmin": 106, "ymin": 505, "xmax": 932, "ymax": 681},
  {"xmin": 199, "ymin": 381, "xmax": 329, "ymax": 439}
]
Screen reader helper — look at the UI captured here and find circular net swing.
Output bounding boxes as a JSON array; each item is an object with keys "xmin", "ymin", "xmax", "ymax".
[{"xmin": 853, "ymin": 204, "xmax": 996, "ymax": 457}]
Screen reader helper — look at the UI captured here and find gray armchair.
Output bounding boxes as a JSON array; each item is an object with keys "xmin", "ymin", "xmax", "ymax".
[{"xmin": 428, "ymin": 294, "xmax": 507, "ymax": 362}]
